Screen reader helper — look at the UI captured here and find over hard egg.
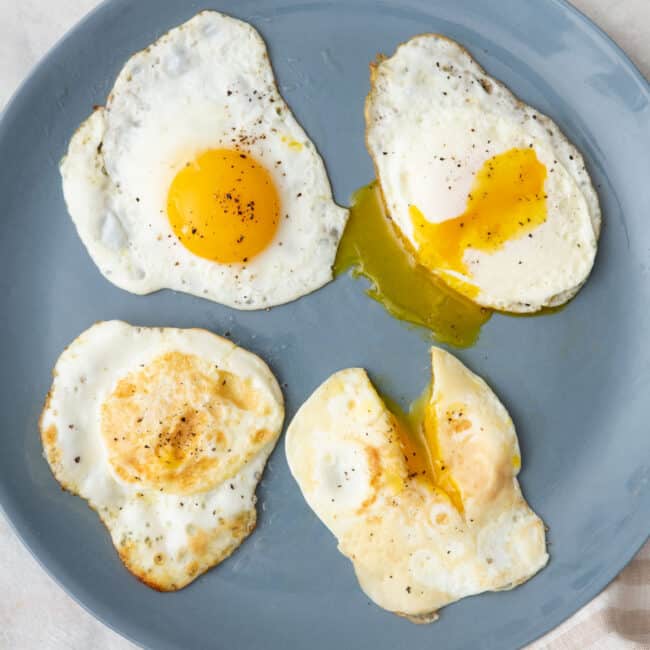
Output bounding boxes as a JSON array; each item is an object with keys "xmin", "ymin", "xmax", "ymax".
[{"xmin": 40, "ymin": 321, "xmax": 284, "ymax": 590}]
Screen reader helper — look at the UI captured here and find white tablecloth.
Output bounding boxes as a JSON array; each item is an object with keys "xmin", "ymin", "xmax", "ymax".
[{"xmin": 0, "ymin": 1, "xmax": 647, "ymax": 648}]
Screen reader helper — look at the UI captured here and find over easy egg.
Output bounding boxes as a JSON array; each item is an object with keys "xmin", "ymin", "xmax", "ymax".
[{"xmin": 365, "ymin": 35, "xmax": 600, "ymax": 312}]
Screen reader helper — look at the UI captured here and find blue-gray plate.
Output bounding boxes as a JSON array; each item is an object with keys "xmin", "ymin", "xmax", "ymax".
[{"xmin": 0, "ymin": 1, "xmax": 648, "ymax": 648}]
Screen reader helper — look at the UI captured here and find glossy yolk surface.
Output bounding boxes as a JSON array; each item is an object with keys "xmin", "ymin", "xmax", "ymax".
[
  {"xmin": 167, "ymin": 149, "xmax": 280, "ymax": 264},
  {"xmin": 410, "ymin": 147, "xmax": 547, "ymax": 295},
  {"xmin": 334, "ymin": 183, "xmax": 489, "ymax": 347},
  {"xmin": 383, "ymin": 386, "xmax": 464, "ymax": 513}
]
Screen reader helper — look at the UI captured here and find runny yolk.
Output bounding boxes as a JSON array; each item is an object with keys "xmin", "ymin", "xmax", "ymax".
[
  {"xmin": 382, "ymin": 386, "xmax": 464, "ymax": 514},
  {"xmin": 334, "ymin": 183, "xmax": 490, "ymax": 348},
  {"xmin": 409, "ymin": 147, "xmax": 548, "ymax": 292},
  {"xmin": 167, "ymin": 148, "xmax": 280, "ymax": 264}
]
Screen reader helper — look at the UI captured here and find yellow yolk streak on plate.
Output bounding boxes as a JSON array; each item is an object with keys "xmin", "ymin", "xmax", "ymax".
[{"xmin": 334, "ymin": 183, "xmax": 490, "ymax": 347}]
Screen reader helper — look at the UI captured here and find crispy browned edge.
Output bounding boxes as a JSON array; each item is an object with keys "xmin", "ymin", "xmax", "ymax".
[{"xmin": 116, "ymin": 509, "xmax": 257, "ymax": 592}]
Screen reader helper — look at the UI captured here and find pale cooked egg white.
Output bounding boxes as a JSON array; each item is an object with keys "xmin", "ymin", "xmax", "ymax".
[
  {"xmin": 40, "ymin": 321, "xmax": 284, "ymax": 590},
  {"xmin": 285, "ymin": 347, "xmax": 548, "ymax": 621},
  {"xmin": 60, "ymin": 11, "xmax": 347, "ymax": 309},
  {"xmin": 365, "ymin": 35, "xmax": 600, "ymax": 312}
]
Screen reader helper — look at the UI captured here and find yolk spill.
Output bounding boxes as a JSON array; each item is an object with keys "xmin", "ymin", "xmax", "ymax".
[
  {"xmin": 409, "ymin": 147, "xmax": 547, "ymax": 293},
  {"xmin": 382, "ymin": 386, "xmax": 464, "ymax": 513},
  {"xmin": 167, "ymin": 148, "xmax": 280, "ymax": 264},
  {"xmin": 334, "ymin": 182, "xmax": 490, "ymax": 348}
]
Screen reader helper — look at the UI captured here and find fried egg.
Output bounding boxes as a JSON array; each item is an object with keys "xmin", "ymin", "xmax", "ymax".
[
  {"xmin": 365, "ymin": 35, "xmax": 600, "ymax": 312},
  {"xmin": 40, "ymin": 321, "xmax": 284, "ymax": 590},
  {"xmin": 285, "ymin": 348, "xmax": 547, "ymax": 621},
  {"xmin": 60, "ymin": 11, "xmax": 347, "ymax": 309}
]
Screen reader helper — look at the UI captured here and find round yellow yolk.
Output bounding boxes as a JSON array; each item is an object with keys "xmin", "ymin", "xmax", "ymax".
[
  {"xmin": 167, "ymin": 149, "xmax": 281, "ymax": 264},
  {"xmin": 409, "ymin": 147, "xmax": 548, "ymax": 295}
]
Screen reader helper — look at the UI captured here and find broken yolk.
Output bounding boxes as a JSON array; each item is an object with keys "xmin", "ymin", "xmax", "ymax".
[
  {"xmin": 383, "ymin": 387, "xmax": 464, "ymax": 514},
  {"xmin": 409, "ymin": 147, "xmax": 547, "ymax": 294},
  {"xmin": 334, "ymin": 183, "xmax": 490, "ymax": 347},
  {"xmin": 167, "ymin": 148, "xmax": 280, "ymax": 264}
]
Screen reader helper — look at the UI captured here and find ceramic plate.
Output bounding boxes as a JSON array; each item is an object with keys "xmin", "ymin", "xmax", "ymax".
[{"xmin": 0, "ymin": 1, "xmax": 648, "ymax": 648}]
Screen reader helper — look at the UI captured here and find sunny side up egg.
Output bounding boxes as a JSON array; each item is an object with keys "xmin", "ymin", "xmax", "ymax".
[
  {"xmin": 60, "ymin": 11, "xmax": 348, "ymax": 309},
  {"xmin": 365, "ymin": 35, "xmax": 600, "ymax": 312},
  {"xmin": 40, "ymin": 321, "xmax": 284, "ymax": 590},
  {"xmin": 286, "ymin": 348, "xmax": 548, "ymax": 621}
]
